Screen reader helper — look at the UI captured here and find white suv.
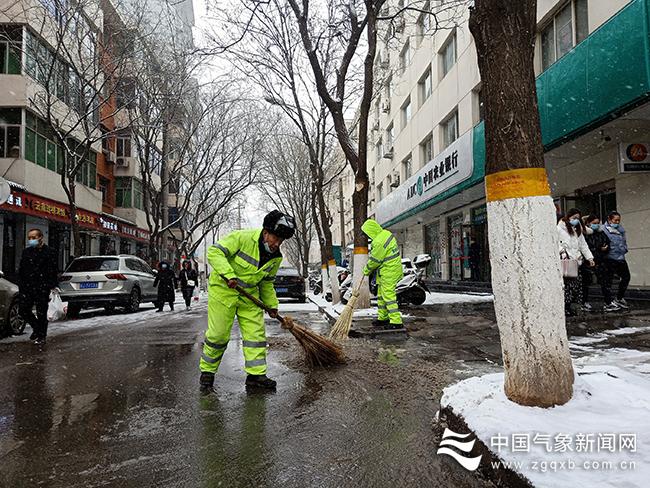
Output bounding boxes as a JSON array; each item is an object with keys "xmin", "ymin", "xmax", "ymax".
[{"xmin": 59, "ymin": 255, "xmax": 159, "ymax": 317}]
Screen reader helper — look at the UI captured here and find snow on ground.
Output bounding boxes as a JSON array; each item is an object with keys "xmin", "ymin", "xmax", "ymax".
[
  {"xmin": 424, "ymin": 292, "xmax": 493, "ymax": 305},
  {"xmin": 277, "ymin": 300, "xmax": 318, "ymax": 313},
  {"xmin": 442, "ymin": 344, "xmax": 650, "ymax": 487}
]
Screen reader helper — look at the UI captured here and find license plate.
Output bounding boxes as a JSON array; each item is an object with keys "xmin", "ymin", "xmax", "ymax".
[
  {"xmin": 276, "ymin": 287, "xmax": 288, "ymax": 293},
  {"xmin": 80, "ymin": 282, "xmax": 98, "ymax": 289}
]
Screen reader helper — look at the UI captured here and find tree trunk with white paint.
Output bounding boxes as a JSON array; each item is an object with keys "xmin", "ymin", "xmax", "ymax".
[
  {"xmin": 328, "ymin": 261, "xmax": 341, "ymax": 304},
  {"xmin": 469, "ymin": 0, "xmax": 574, "ymax": 407}
]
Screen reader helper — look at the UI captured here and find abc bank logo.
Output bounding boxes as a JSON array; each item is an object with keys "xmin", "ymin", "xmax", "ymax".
[
  {"xmin": 417, "ymin": 176, "xmax": 423, "ymax": 196},
  {"xmin": 408, "ymin": 176, "xmax": 424, "ymax": 200}
]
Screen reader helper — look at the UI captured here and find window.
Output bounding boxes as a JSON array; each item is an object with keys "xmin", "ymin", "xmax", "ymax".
[
  {"xmin": 0, "ymin": 27, "xmax": 21, "ymax": 74},
  {"xmin": 541, "ymin": 0, "xmax": 589, "ymax": 71},
  {"xmin": 385, "ymin": 76, "xmax": 393, "ymax": 99},
  {"xmin": 0, "ymin": 108, "xmax": 21, "ymax": 158},
  {"xmin": 442, "ymin": 110, "xmax": 458, "ymax": 149},
  {"xmin": 416, "ymin": 2, "xmax": 432, "ymax": 43},
  {"xmin": 386, "ymin": 123, "xmax": 395, "ymax": 147},
  {"xmin": 376, "ymin": 138, "xmax": 383, "ymax": 162},
  {"xmin": 71, "ymin": 143, "xmax": 97, "ymax": 189},
  {"xmin": 401, "ymin": 98, "xmax": 411, "ymax": 129},
  {"xmin": 99, "ymin": 177, "xmax": 109, "ymax": 203},
  {"xmin": 399, "ymin": 40, "xmax": 410, "ymax": 74},
  {"xmin": 418, "ymin": 68, "xmax": 432, "ymax": 106},
  {"xmin": 116, "ymin": 177, "xmax": 143, "ymax": 210},
  {"xmin": 377, "ymin": 182, "xmax": 383, "ymax": 201},
  {"xmin": 116, "ymin": 137, "xmax": 132, "ymax": 158},
  {"xmin": 420, "ymin": 134, "xmax": 433, "ymax": 166},
  {"xmin": 386, "ymin": 174, "xmax": 392, "ymax": 194},
  {"xmin": 473, "ymin": 88, "xmax": 485, "ymax": 124},
  {"xmin": 440, "ymin": 32, "xmax": 456, "ymax": 78},
  {"xmin": 402, "ymin": 155, "xmax": 413, "ymax": 180}
]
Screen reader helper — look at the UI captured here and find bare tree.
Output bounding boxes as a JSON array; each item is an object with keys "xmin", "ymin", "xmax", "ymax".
[{"xmin": 469, "ymin": 0, "xmax": 574, "ymax": 407}]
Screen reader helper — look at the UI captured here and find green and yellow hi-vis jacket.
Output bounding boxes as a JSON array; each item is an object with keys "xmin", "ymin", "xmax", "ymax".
[
  {"xmin": 208, "ymin": 229, "xmax": 282, "ymax": 309},
  {"xmin": 361, "ymin": 219, "xmax": 403, "ymax": 281}
]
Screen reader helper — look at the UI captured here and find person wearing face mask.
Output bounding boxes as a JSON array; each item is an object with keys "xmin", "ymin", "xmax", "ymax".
[
  {"xmin": 601, "ymin": 210, "xmax": 630, "ymax": 311},
  {"xmin": 18, "ymin": 229, "xmax": 59, "ymax": 345},
  {"xmin": 581, "ymin": 215, "xmax": 611, "ymax": 312},
  {"xmin": 557, "ymin": 209, "xmax": 594, "ymax": 316},
  {"xmin": 153, "ymin": 261, "xmax": 177, "ymax": 312},
  {"xmin": 198, "ymin": 210, "xmax": 295, "ymax": 394}
]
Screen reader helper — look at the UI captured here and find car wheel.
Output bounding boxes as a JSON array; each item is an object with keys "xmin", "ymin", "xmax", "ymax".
[
  {"xmin": 126, "ymin": 287, "xmax": 140, "ymax": 313},
  {"xmin": 67, "ymin": 304, "xmax": 81, "ymax": 319},
  {"xmin": 7, "ymin": 298, "xmax": 26, "ymax": 335}
]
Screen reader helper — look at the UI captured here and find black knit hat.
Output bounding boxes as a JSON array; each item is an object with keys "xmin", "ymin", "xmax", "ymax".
[{"xmin": 263, "ymin": 210, "xmax": 296, "ymax": 239}]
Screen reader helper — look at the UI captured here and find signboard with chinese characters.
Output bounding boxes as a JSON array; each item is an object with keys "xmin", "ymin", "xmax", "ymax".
[
  {"xmin": 375, "ymin": 130, "xmax": 474, "ymax": 225},
  {"xmin": 619, "ymin": 143, "xmax": 650, "ymax": 173},
  {"xmin": 0, "ymin": 191, "xmax": 151, "ymax": 242}
]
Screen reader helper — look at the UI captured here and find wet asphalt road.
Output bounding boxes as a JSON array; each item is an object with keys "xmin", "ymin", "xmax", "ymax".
[{"xmin": 0, "ymin": 298, "xmax": 495, "ymax": 488}]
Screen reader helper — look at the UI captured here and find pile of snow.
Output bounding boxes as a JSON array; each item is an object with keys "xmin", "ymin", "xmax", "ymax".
[
  {"xmin": 441, "ymin": 361, "xmax": 650, "ymax": 487},
  {"xmin": 424, "ymin": 292, "xmax": 493, "ymax": 305}
]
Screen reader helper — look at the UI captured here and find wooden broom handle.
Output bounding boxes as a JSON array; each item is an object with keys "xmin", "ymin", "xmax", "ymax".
[{"xmin": 220, "ymin": 274, "xmax": 286, "ymax": 323}]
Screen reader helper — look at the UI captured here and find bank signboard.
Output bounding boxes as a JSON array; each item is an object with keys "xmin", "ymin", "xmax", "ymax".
[{"xmin": 375, "ymin": 130, "xmax": 474, "ymax": 224}]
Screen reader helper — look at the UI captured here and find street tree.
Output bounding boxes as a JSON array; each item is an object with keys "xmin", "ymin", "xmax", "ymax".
[{"xmin": 469, "ymin": 0, "xmax": 574, "ymax": 407}]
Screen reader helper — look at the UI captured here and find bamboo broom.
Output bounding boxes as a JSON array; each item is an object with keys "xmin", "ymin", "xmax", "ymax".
[
  {"xmin": 221, "ymin": 276, "xmax": 345, "ymax": 367},
  {"xmin": 329, "ymin": 276, "xmax": 365, "ymax": 341}
]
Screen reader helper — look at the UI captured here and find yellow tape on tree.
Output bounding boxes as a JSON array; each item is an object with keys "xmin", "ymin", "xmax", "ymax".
[
  {"xmin": 353, "ymin": 247, "xmax": 368, "ymax": 255},
  {"xmin": 328, "ymin": 259, "xmax": 336, "ymax": 266},
  {"xmin": 485, "ymin": 167, "xmax": 550, "ymax": 202}
]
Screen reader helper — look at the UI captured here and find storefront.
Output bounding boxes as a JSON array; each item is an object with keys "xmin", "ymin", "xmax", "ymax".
[{"xmin": 0, "ymin": 190, "xmax": 151, "ymax": 281}]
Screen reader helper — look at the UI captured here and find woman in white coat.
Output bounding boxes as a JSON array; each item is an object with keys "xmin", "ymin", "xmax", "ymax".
[{"xmin": 558, "ymin": 208, "xmax": 595, "ymax": 316}]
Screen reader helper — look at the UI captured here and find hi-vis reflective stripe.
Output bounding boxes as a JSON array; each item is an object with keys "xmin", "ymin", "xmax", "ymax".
[
  {"xmin": 369, "ymin": 256, "xmax": 382, "ymax": 263},
  {"xmin": 384, "ymin": 300, "xmax": 398, "ymax": 306},
  {"xmin": 204, "ymin": 338, "xmax": 228, "ymax": 350},
  {"xmin": 242, "ymin": 340, "xmax": 267, "ymax": 348},
  {"xmin": 236, "ymin": 278, "xmax": 255, "ymax": 288},
  {"xmin": 237, "ymin": 251, "xmax": 259, "ymax": 267},
  {"xmin": 201, "ymin": 353, "xmax": 220, "ymax": 364},
  {"xmin": 384, "ymin": 235, "xmax": 395, "ymax": 249},
  {"xmin": 383, "ymin": 252, "xmax": 400, "ymax": 262},
  {"xmin": 214, "ymin": 244, "xmax": 230, "ymax": 256},
  {"xmin": 245, "ymin": 358, "xmax": 267, "ymax": 368}
]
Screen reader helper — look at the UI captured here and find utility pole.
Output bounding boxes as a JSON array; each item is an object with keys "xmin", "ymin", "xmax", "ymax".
[
  {"xmin": 160, "ymin": 115, "xmax": 169, "ymax": 263},
  {"xmin": 338, "ymin": 178, "xmax": 346, "ymax": 255}
]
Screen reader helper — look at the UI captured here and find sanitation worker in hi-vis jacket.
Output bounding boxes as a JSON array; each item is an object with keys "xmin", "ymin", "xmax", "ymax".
[
  {"xmin": 362, "ymin": 219, "xmax": 404, "ymax": 330},
  {"xmin": 199, "ymin": 210, "xmax": 296, "ymax": 394}
]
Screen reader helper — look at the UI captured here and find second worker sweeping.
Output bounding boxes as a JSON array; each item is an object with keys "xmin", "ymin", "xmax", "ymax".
[
  {"xmin": 362, "ymin": 219, "xmax": 404, "ymax": 330},
  {"xmin": 199, "ymin": 210, "xmax": 296, "ymax": 394}
]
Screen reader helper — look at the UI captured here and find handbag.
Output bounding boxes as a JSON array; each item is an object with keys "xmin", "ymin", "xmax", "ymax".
[
  {"xmin": 186, "ymin": 279, "xmax": 195, "ymax": 287},
  {"xmin": 560, "ymin": 251, "xmax": 579, "ymax": 278}
]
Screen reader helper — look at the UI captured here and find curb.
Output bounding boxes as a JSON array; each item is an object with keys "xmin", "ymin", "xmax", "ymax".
[
  {"xmin": 307, "ymin": 295, "xmax": 338, "ymax": 325},
  {"xmin": 438, "ymin": 406, "xmax": 534, "ymax": 488}
]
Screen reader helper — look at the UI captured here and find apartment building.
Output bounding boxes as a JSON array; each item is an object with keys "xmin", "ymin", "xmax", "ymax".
[
  {"xmin": 0, "ymin": 0, "xmax": 194, "ymax": 279},
  {"xmin": 348, "ymin": 0, "xmax": 650, "ymax": 287}
]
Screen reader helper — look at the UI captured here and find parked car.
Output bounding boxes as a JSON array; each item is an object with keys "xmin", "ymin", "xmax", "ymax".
[
  {"xmin": 0, "ymin": 272, "xmax": 25, "ymax": 336},
  {"xmin": 59, "ymin": 255, "xmax": 159, "ymax": 317},
  {"xmin": 274, "ymin": 267, "xmax": 306, "ymax": 303}
]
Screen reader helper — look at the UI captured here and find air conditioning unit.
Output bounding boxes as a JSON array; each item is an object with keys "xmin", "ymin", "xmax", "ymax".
[
  {"xmin": 390, "ymin": 172, "xmax": 400, "ymax": 187},
  {"xmin": 116, "ymin": 157, "xmax": 129, "ymax": 167},
  {"xmin": 383, "ymin": 146, "xmax": 394, "ymax": 159},
  {"xmin": 381, "ymin": 101, "xmax": 391, "ymax": 113}
]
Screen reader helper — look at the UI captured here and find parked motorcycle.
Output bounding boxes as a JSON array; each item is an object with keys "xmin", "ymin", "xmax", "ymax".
[{"xmin": 341, "ymin": 254, "xmax": 432, "ymax": 305}]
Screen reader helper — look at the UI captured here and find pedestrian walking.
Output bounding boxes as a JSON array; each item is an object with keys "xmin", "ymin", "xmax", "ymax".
[
  {"xmin": 581, "ymin": 214, "xmax": 611, "ymax": 311},
  {"xmin": 18, "ymin": 229, "xmax": 59, "ymax": 345},
  {"xmin": 179, "ymin": 260, "xmax": 198, "ymax": 311},
  {"xmin": 601, "ymin": 211, "xmax": 631, "ymax": 311},
  {"xmin": 153, "ymin": 261, "xmax": 177, "ymax": 312},
  {"xmin": 361, "ymin": 219, "xmax": 404, "ymax": 330},
  {"xmin": 557, "ymin": 209, "xmax": 594, "ymax": 316},
  {"xmin": 199, "ymin": 210, "xmax": 295, "ymax": 394}
]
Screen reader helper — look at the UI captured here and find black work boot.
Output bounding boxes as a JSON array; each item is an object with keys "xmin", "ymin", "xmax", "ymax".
[
  {"xmin": 371, "ymin": 319, "xmax": 390, "ymax": 328},
  {"xmin": 384, "ymin": 323, "xmax": 404, "ymax": 330},
  {"xmin": 245, "ymin": 374, "xmax": 277, "ymax": 390},
  {"xmin": 199, "ymin": 372, "xmax": 215, "ymax": 395}
]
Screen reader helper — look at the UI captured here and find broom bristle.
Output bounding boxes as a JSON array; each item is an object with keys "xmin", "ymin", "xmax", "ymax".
[
  {"xmin": 282, "ymin": 316, "xmax": 345, "ymax": 367},
  {"xmin": 329, "ymin": 289, "xmax": 361, "ymax": 341}
]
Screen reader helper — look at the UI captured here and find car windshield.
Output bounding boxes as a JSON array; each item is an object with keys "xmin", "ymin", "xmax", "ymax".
[{"xmin": 68, "ymin": 258, "xmax": 119, "ymax": 272}]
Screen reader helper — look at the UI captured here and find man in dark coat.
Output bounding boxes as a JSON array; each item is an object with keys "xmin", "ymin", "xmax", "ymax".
[
  {"xmin": 154, "ymin": 261, "xmax": 177, "ymax": 311},
  {"xmin": 18, "ymin": 228, "xmax": 59, "ymax": 345}
]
